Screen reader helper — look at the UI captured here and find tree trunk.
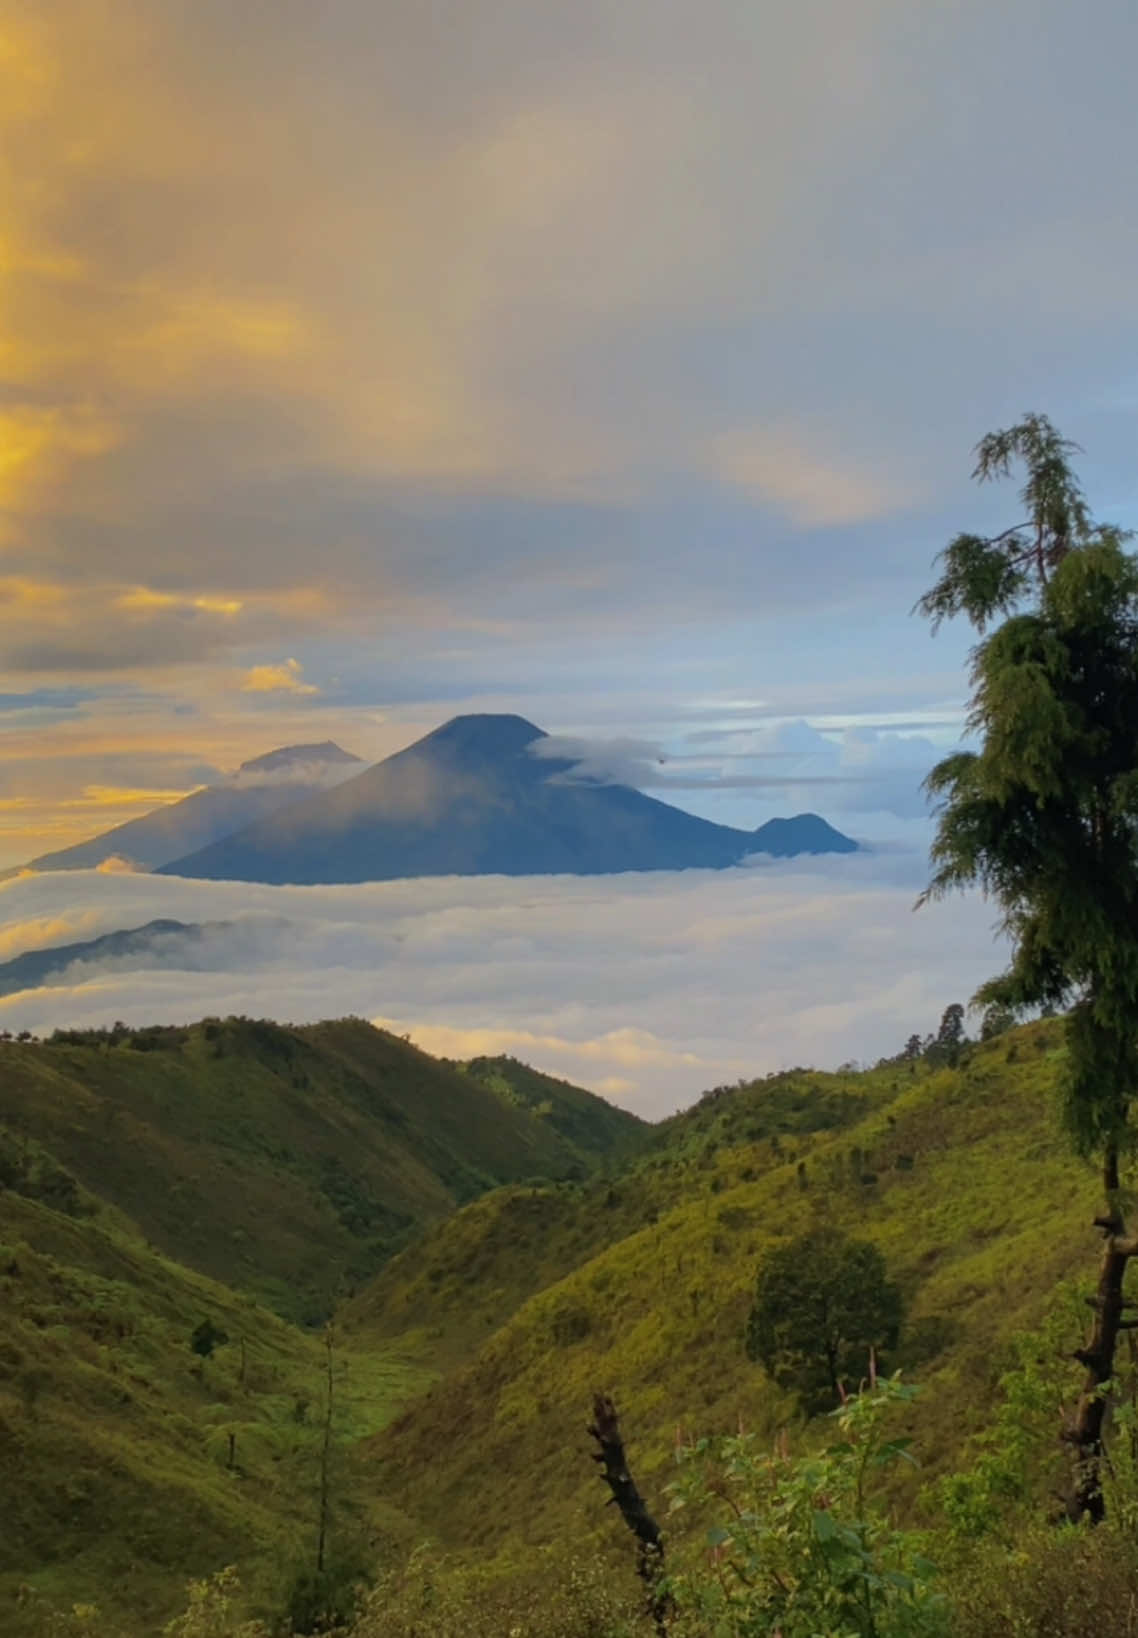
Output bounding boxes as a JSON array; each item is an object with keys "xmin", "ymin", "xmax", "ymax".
[
  {"xmin": 316, "ymin": 1328, "xmax": 334, "ymax": 1573},
  {"xmin": 1068, "ymin": 1144, "xmax": 1137, "ymax": 1521},
  {"xmin": 588, "ymin": 1393, "xmax": 670, "ymax": 1637}
]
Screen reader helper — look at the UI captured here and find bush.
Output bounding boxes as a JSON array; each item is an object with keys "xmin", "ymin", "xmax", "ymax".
[
  {"xmin": 665, "ymin": 1374, "xmax": 947, "ymax": 1638},
  {"xmin": 282, "ymin": 1562, "xmax": 366, "ymax": 1635}
]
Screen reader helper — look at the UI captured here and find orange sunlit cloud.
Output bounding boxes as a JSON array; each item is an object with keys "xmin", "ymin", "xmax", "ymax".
[{"xmin": 240, "ymin": 659, "xmax": 319, "ymax": 696}]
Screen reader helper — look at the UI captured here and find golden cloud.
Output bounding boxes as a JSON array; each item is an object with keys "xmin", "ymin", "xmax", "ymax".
[
  {"xmin": 240, "ymin": 658, "xmax": 319, "ymax": 696},
  {"xmin": 60, "ymin": 784, "xmax": 196, "ymax": 810},
  {"xmin": 116, "ymin": 588, "xmax": 244, "ymax": 617},
  {"xmin": 0, "ymin": 404, "xmax": 123, "ymax": 517}
]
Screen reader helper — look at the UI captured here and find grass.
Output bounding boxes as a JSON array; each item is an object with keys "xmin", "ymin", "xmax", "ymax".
[
  {"xmin": 363, "ymin": 1022, "xmax": 1101, "ymax": 1571},
  {"xmin": 0, "ymin": 1016, "xmax": 631, "ymax": 1323},
  {"xmin": 0, "ymin": 1182, "xmax": 431, "ymax": 1635},
  {"xmin": 7, "ymin": 1013, "xmax": 1120, "ymax": 1633}
]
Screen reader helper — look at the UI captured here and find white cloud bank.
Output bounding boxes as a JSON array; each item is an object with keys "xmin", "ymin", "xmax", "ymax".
[{"xmin": 0, "ymin": 857, "xmax": 1004, "ymax": 1117}]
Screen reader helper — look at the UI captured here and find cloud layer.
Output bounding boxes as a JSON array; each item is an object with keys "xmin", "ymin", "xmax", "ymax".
[{"xmin": 0, "ymin": 857, "xmax": 1003, "ymax": 1116}]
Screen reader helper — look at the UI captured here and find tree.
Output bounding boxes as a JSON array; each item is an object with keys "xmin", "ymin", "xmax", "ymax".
[
  {"xmin": 926, "ymin": 1002, "xmax": 966, "ymax": 1067},
  {"xmin": 916, "ymin": 412, "xmax": 1138, "ymax": 1520},
  {"xmin": 979, "ymin": 1002, "xmax": 1016, "ymax": 1041},
  {"xmin": 190, "ymin": 1319, "xmax": 229, "ymax": 1359},
  {"xmin": 745, "ymin": 1231, "xmax": 903, "ymax": 1413}
]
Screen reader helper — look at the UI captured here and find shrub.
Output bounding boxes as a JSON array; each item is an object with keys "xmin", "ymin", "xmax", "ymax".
[{"xmin": 665, "ymin": 1374, "xmax": 946, "ymax": 1638}]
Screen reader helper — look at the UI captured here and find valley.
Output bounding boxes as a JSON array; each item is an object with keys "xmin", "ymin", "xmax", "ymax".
[{"xmin": 0, "ymin": 1010, "xmax": 1109, "ymax": 1635}]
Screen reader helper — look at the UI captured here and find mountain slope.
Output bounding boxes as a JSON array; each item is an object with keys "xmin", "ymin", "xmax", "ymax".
[
  {"xmin": 0, "ymin": 1018, "xmax": 629, "ymax": 1321},
  {"xmin": 363, "ymin": 1024, "xmax": 1093, "ymax": 1559},
  {"xmin": 343, "ymin": 1064, "xmax": 890, "ymax": 1362},
  {"xmin": 456, "ymin": 1055, "xmax": 647, "ymax": 1168},
  {"xmin": 0, "ymin": 1144, "xmax": 428, "ymax": 1635},
  {"xmin": 157, "ymin": 714, "xmax": 856, "ymax": 884},
  {"xmin": 27, "ymin": 741, "xmax": 362, "ymax": 873},
  {"xmin": 0, "ymin": 918, "xmax": 227, "ymax": 996}
]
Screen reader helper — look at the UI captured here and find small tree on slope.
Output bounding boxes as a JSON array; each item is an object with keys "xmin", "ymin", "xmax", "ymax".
[{"xmin": 916, "ymin": 412, "xmax": 1138, "ymax": 1521}]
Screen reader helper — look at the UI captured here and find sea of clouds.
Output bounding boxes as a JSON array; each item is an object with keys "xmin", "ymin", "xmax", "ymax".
[{"xmin": 0, "ymin": 851, "xmax": 1004, "ymax": 1118}]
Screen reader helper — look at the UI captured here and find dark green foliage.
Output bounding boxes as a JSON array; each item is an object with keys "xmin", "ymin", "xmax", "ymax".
[
  {"xmin": 744, "ymin": 1231, "xmax": 903, "ymax": 1412},
  {"xmin": 978, "ymin": 1003, "xmax": 1015, "ymax": 1041},
  {"xmin": 190, "ymin": 1318, "xmax": 229, "ymax": 1358},
  {"xmin": 918, "ymin": 419, "xmax": 1138, "ymax": 1156},
  {"xmin": 915, "ymin": 413, "xmax": 1093, "ymax": 632},
  {"xmin": 917, "ymin": 412, "xmax": 1138, "ymax": 1519},
  {"xmin": 0, "ymin": 1129, "xmax": 83, "ymax": 1216},
  {"xmin": 0, "ymin": 1020, "xmax": 629, "ymax": 1325},
  {"xmin": 283, "ymin": 1561, "xmax": 366, "ymax": 1634},
  {"xmin": 458, "ymin": 1055, "xmax": 647, "ymax": 1169}
]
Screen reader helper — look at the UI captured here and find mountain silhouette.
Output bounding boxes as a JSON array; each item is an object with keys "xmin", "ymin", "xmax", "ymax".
[
  {"xmin": 0, "ymin": 919, "xmax": 230, "ymax": 996},
  {"xmin": 156, "ymin": 714, "xmax": 856, "ymax": 884},
  {"xmin": 25, "ymin": 743, "xmax": 362, "ymax": 874}
]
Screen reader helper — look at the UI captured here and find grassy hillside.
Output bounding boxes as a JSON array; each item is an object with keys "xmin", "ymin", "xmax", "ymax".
[
  {"xmin": 10, "ymin": 1013, "xmax": 1120, "ymax": 1635},
  {"xmin": 0, "ymin": 1159, "xmax": 429, "ymax": 1636},
  {"xmin": 365, "ymin": 1022, "xmax": 1099, "ymax": 1564},
  {"xmin": 0, "ymin": 1017, "xmax": 626, "ymax": 1323},
  {"xmin": 344, "ymin": 1062, "xmax": 885, "ymax": 1363},
  {"xmin": 455, "ymin": 1055, "xmax": 648, "ymax": 1170}
]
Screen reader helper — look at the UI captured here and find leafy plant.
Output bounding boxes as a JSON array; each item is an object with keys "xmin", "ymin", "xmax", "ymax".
[{"xmin": 665, "ymin": 1373, "xmax": 945, "ymax": 1637}]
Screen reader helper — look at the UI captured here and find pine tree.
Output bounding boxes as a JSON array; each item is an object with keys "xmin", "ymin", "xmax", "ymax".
[{"xmin": 917, "ymin": 412, "xmax": 1138, "ymax": 1520}]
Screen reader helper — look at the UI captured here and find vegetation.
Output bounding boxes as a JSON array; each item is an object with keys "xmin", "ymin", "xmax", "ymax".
[
  {"xmin": 0, "ymin": 1018, "xmax": 640, "ymax": 1632},
  {"xmin": 666, "ymin": 1372, "xmax": 944, "ymax": 1638},
  {"xmin": 744, "ymin": 1232, "xmax": 903, "ymax": 1412},
  {"xmin": 9, "ymin": 1008, "xmax": 1138, "ymax": 1635},
  {"xmin": 917, "ymin": 413, "xmax": 1138, "ymax": 1518},
  {"xmin": 0, "ymin": 1016, "xmax": 631, "ymax": 1323},
  {"xmin": 456, "ymin": 1055, "xmax": 647, "ymax": 1171}
]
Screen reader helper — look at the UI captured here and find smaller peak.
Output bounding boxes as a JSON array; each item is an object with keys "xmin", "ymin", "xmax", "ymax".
[{"xmin": 238, "ymin": 742, "xmax": 361, "ymax": 774}]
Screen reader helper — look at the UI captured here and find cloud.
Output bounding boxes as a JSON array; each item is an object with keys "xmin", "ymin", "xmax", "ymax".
[
  {"xmin": 4, "ymin": 0, "xmax": 1136, "ymax": 645},
  {"xmin": 530, "ymin": 734, "xmax": 668, "ymax": 787},
  {"xmin": 0, "ymin": 858, "xmax": 1003, "ymax": 1116},
  {"xmin": 531, "ymin": 718, "xmax": 946, "ymax": 824},
  {"xmin": 240, "ymin": 659, "xmax": 319, "ymax": 696},
  {"xmin": 712, "ymin": 421, "xmax": 916, "ymax": 526}
]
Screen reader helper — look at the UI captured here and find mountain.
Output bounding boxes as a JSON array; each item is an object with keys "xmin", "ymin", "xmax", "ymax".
[
  {"xmin": 0, "ymin": 918, "xmax": 227, "ymax": 996},
  {"xmin": 25, "ymin": 741, "xmax": 362, "ymax": 874},
  {"xmin": 0, "ymin": 1016, "xmax": 639, "ymax": 1321},
  {"xmin": 156, "ymin": 714, "xmax": 857, "ymax": 884}
]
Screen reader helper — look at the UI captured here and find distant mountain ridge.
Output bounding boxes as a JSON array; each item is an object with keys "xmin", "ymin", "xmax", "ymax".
[
  {"xmin": 0, "ymin": 918, "xmax": 226, "ymax": 996},
  {"xmin": 26, "ymin": 741, "xmax": 362, "ymax": 874},
  {"xmin": 155, "ymin": 713, "xmax": 857, "ymax": 884}
]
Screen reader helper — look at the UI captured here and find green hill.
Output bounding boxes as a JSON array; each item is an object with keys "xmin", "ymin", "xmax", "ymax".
[
  {"xmin": 363, "ymin": 1022, "xmax": 1097, "ymax": 1560},
  {"xmin": 0, "ymin": 1020, "xmax": 640, "ymax": 1633},
  {"xmin": 0, "ymin": 1158, "xmax": 428, "ymax": 1635},
  {"xmin": 455, "ymin": 1055, "xmax": 647, "ymax": 1170},
  {"xmin": 0, "ymin": 1017, "xmax": 632, "ymax": 1323},
  {"xmin": 8, "ymin": 1013, "xmax": 1126, "ymax": 1636},
  {"xmin": 343, "ymin": 1061, "xmax": 882, "ymax": 1364}
]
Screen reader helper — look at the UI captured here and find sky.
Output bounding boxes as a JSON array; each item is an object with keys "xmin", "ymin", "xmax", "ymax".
[{"xmin": 2, "ymin": 1, "xmax": 1137, "ymax": 1106}]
